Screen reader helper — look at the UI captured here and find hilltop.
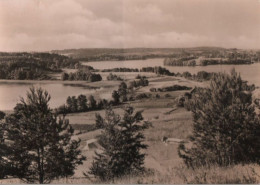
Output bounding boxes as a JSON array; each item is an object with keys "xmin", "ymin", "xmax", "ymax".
[{"xmin": 51, "ymin": 47, "xmax": 227, "ymax": 59}]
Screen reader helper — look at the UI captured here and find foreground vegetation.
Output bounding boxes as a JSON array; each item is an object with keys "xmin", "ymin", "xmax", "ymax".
[
  {"xmin": 0, "ymin": 67, "xmax": 260, "ymax": 184},
  {"xmin": 0, "ymin": 88, "xmax": 85, "ymax": 183},
  {"xmin": 179, "ymin": 69, "xmax": 260, "ymax": 167}
]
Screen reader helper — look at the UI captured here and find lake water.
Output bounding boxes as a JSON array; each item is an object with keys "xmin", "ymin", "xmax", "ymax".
[
  {"xmin": 0, "ymin": 58, "xmax": 259, "ymax": 110},
  {"xmin": 83, "ymin": 58, "xmax": 260, "ymax": 86},
  {"xmin": 0, "ymin": 81, "xmax": 100, "ymax": 111}
]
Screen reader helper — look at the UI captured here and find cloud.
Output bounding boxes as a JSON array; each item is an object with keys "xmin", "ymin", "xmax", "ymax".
[{"xmin": 0, "ymin": 0, "xmax": 259, "ymax": 51}]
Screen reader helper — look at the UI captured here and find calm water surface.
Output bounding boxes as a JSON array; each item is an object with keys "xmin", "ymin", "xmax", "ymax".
[
  {"xmin": 83, "ymin": 58, "xmax": 260, "ymax": 86},
  {"xmin": 0, "ymin": 81, "xmax": 99, "ymax": 110},
  {"xmin": 1, "ymin": 59, "xmax": 259, "ymax": 110}
]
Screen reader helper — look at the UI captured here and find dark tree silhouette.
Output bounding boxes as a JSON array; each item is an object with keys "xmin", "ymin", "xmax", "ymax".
[
  {"xmin": 178, "ymin": 69, "xmax": 260, "ymax": 167},
  {"xmin": 95, "ymin": 113, "xmax": 104, "ymax": 129},
  {"xmin": 61, "ymin": 72, "xmax": 69, "ymax": 80},
  {"xmin": 77, "ymin": 95, "xmax": 88, "ymax": 111},
  {"xmin": 88, "ymin": 95, "xmax": 97, "ymax": 110},
  {"xmin": 3, "ymin": 87, "xmax": 86, "ymax": 183},
  {"xmin": 0, "ymin": 111, "xmax": 5, "ymax": 120},
  {"xmin": 86, "ymin": 106, "xmax": 151, "ymax": 181},
  {"xmin": 112, "ymin": 90, "xmax": 120, "ymax": 105},
  {"xmin": 118, "ymin": 82, "xmax": 128, "ymax": 102}
]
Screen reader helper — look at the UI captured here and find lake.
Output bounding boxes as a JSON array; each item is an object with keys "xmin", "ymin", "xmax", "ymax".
[
  {"xmin": 1, "ymin": 58, "xmax": 259, "ymax": 110},
  {"xmin": 83, "ymin": 58, "xmax": 260, "ymax": 86},
  {"xmin": 0, "ymin": 81, "xmax": 100, "ymax": 111}
]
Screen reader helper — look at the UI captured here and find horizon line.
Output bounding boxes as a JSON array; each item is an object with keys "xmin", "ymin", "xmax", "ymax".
[{"xmin": 1, "ymin": 46, "xmax": 259, "ymax": 53}]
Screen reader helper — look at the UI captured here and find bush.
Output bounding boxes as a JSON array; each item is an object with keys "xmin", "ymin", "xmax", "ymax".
[
  {"xmin": 182, "ymin": 71, "xmax": 192, "ymax": 78},
  {"xmin": 129, "ymin": 77, "xmax": 149, "ymax": 89},
  {"xmin": 0, "ymin": 111, "xmax": 5, "ymax": 120},
  {"xmin": 175, "ymin": 164, "xmax": 260, "ymax": 184},
  {"xmin": 135, "ymin": 93, "xmax": 151, "ymax": 100},
  {"xmin": 135, "ymin": 75, "xmax": 146, "ymax": 79},
  {"xmin": 164, "ymin": 94, "xmax": 171, "ymax": 98},
  {"xmin": 150, "ymin": 88, "xmax": 156, "ymax": 92},
  {"xmin": 106, "ymin": 73, "xmax": 123, "ymax": 81},
  {"xmin": 155, "ymin": 85, "xmax": 192, "ymax": 92}
]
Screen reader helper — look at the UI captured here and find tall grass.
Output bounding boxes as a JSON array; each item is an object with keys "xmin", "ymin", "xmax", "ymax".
[{"xmin": 106, "ymin": 164, "xmax": 260, "ymax": 184}]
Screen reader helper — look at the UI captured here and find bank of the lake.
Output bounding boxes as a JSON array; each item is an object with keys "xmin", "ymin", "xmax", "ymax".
[
  {"xmin": 1, "ymin": 59, "xmax": 260, "ymax": 111},
  {"xmin": 0, "ymin": 79, "xmax": 120, "ymax": 111},
  {"xmin": 82, "ymin": 59, "xmax": 260, "ymax": 86}
]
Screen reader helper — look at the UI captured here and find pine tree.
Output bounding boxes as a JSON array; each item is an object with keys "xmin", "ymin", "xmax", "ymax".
[
  {"xmin": 118, "ymin": 82, "xmax": 128, "ymax": 102},
  {"xmin": 178, "ymin": 69, "xmax": 260, "ymax": 167},
  {"xmin": 77, "ymin": 95, "xmax": 88, "ymax": 111},
  {"xmin": 70, "ymin": 96, "xmax": 78, "ymax": 112},
  {"xmin": 112, "ymin": 90, "xmax": 120, "ymax": 105},
  {"xmin": 66, "ymin": 96, "xmax": 72, "ymax": 112},
  {"xmin": 88, "ymin": 95, "xmax": 96, "ymax": 110},
  {"xmin": 3, "ymin": 87, "xmax": 86, "ymax": 183},
  {"xmin": 0, "ymin": 119, "xmax": 12, "ymax": 179},
  {"xmin": 95, "ymin": 113, "xmax": 104, "ymax": 129},
  {"xmin": 0, "ymin": 111, "xmax": 5, "ymax": 120},
  {"xmin": 87, "ymin": 106, "xmax": 151, "ymax": 181},
  {"xmin": 61, "ymin": 72, "xmax": 69, "ymax": 80}
]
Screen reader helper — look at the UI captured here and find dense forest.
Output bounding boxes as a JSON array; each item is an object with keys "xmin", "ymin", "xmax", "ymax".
[
  {"xmin": 164, "ymin": 55, "xmax": 254, "ymax": 66},
  {"xmin": 52, "ymin": 47, "xmax": 260, "ymax": 63},
  {"xmin": 0, "ymin": 52, "xmax": 81, "ymax": 80}
]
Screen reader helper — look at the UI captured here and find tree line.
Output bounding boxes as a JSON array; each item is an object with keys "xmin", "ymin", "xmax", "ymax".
[
  {"xmin": 164, "ymin": 55, "xmax": 254, "ymax": 67},
  {"xmin": 101, "ymin": 66, "xmax": 174, "ymax": 76},
  {"xmin": 57, "ymin": 76, "xmax": 150, "ymax": 115},
  {"xmin": 56, "ymin": 82, "xmax": 129, "ymax": 115},
  {"xmin": 0, "ymin": 52, "xmax": 86, "ymax": 80},
  {"xmin": 140, "ymin": 66, "xmax": 174, "ymax": 76},
  {"xmin": 56, "ymin": 94, "xmax": 109, "ymax": 115},
  {"xmin": 101, "ymin": 68, "xmax": 139, "ymax": 72},
  {"xmin": 61, "ymin": 70, "xmax": 102, "ymax": 82},
  {"xmin": 150, "ymin": 84, "xmax": 192, "ymax": 92}
]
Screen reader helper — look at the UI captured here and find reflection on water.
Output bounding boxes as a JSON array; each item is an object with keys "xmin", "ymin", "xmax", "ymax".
[{"xmin": 0, "ymin": 82, "xmax": 99, "ymax": 110}]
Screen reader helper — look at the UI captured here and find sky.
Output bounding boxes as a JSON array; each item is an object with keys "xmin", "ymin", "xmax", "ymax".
[{"xmin": 0, "ymin": 0, "xmax": 259, "ymax": 51}]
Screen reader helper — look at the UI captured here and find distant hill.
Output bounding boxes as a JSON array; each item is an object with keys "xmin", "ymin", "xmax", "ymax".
[{"xmin": 51, "ymin": 47, "xmax": 227, "ymax": 60}]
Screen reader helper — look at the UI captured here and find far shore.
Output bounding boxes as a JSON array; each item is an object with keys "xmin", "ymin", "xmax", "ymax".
[{"xmin": 0, "ymin": 79, "xmax": 91, "ymax": 84}]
